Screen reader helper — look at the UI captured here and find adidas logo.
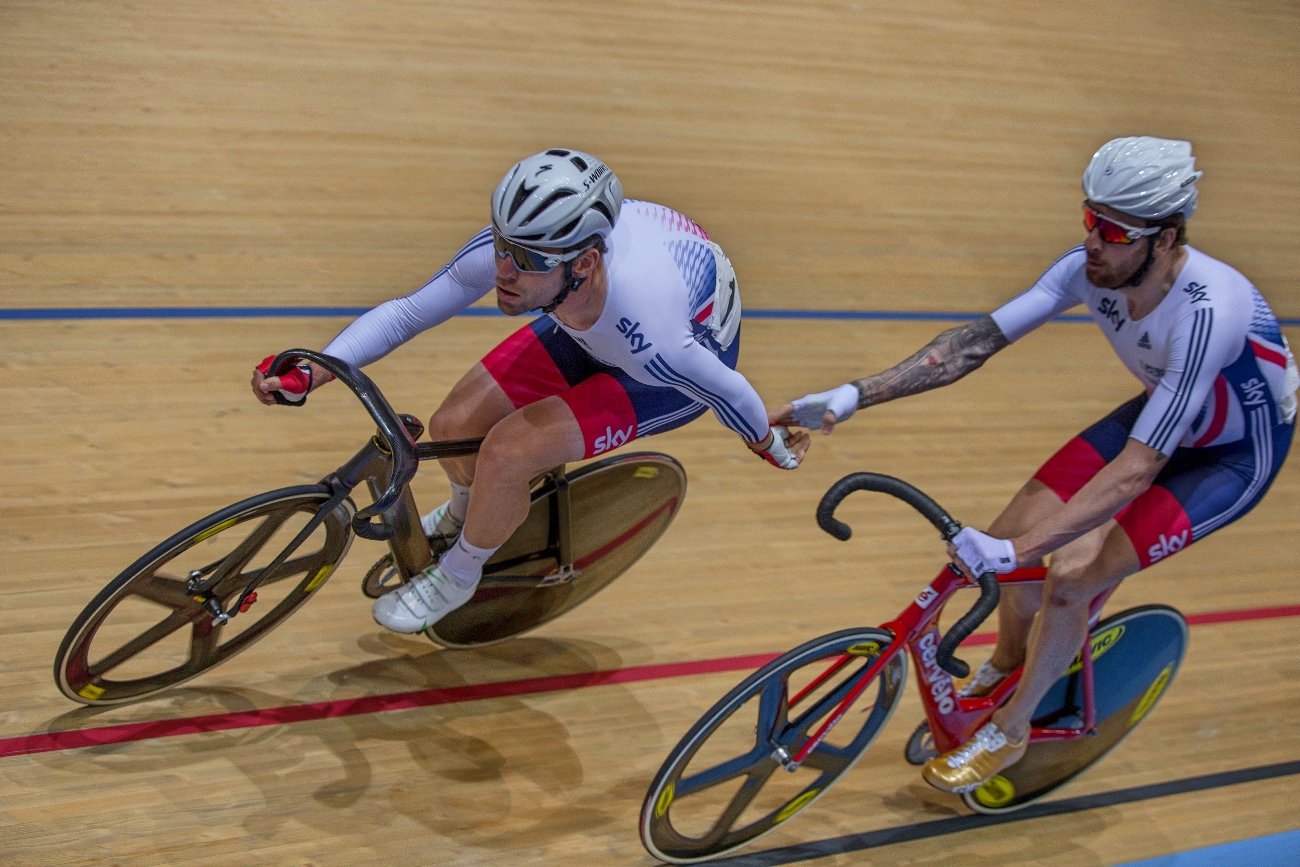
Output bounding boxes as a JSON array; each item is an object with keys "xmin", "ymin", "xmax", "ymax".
[{"xmin": 1137, "ymin": 332, "xmax": 1152, "ymax": 350}]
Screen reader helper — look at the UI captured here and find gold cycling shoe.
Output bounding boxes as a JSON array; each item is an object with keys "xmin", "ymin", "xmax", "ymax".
[{"xmin": 921, "ymin": 721, "xmax": 1027, "ymax": 794}]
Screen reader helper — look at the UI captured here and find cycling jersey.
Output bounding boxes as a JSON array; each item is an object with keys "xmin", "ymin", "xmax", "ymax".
[
  {"xmin": 991, "ymin": 246, "xmax": 1298, "ymax": 455},
  {"xmin": 322, "ymin": 200, "xmax": 769, "ymax": 445}
]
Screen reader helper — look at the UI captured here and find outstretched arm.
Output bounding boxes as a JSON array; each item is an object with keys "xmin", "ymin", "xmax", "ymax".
[
  {"xmin": 851, "ymin": 315, "xmax": 1010, "ymax": 409},
  {"xmin": 772, "ymin": 315, "xmax": 1010, "ymax": 432}
]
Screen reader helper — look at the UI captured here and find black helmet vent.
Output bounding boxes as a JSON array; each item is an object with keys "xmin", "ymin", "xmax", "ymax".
[
  {"xmin": 523, "ymin": 189, "xmax": 577, "ymax": 227},
  {"xmin": 507, "ymin": 181, "xmax": 533, "ymax": 221}
]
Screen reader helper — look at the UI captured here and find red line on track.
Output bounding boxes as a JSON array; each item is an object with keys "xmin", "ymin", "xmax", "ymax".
[{"xmin": 5, "ymin": 603, "xmax": 1298, "ymax": 760}]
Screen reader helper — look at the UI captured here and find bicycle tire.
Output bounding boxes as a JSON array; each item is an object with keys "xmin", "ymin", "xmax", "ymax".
[
  {"xmin": 427, "ymin": 452, "xmax": 686, "ymax": 647},
  {"xmin": 54, "ymin": 485, "xmax": 354, "ymax": 706},
  {"xmin": 962, "ymin": 604, "xmax": 1188, "ymax": 813},
  {"xmin": 640, "ymin": 627, "xmax": 906, "ymax": 864}
]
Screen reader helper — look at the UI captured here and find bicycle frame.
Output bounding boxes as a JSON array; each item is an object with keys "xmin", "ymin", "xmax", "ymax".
[
  {"xmin": 788, "ymin": 564, "xmax": 1116, "ymax": 767},
  {"xmin": 338, "ymin": 423, "xmax": 580, "ymax": 585}
]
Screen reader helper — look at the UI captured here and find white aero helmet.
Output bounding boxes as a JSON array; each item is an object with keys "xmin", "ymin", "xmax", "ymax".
[
  {"xmin": 491, "ymin": 148, "xmax": 622, "ymax": 248},
  {"xmin": 1082, "ymin": 137, "xmax": 1203, "ymax": 221}
]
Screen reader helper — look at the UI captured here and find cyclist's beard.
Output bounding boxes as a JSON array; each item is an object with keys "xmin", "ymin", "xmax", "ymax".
[
  {"xmin": 1090, "ymin": 238, "xmax": 1156, "ymax": 290},
  {"xmin": 1118, "ymin": 238, "xmax": 1158, "ymax": 289}
]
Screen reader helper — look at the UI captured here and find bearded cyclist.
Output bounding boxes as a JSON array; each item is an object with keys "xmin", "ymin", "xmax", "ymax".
[
  {"xmin": 774, "ymin": 137, "xmax": 1297, "ymax": 793},
  {"xmin": 253, "ymin": 149, "xmax": 810, "ymax": 633}
]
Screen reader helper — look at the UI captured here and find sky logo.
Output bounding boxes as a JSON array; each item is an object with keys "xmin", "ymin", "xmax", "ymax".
[{"xmin": 593, "ymin": 424, "xmax": 635, "ymax": 455}]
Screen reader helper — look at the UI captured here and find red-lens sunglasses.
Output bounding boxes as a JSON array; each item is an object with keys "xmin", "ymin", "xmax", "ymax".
[{"xmin": 1082, "ymin": 204, "xmax": 1164, "ymax": 245}]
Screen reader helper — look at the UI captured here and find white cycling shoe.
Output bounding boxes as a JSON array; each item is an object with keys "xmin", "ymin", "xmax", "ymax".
[{"xmin": 371, "ymin": 562, "xmax": 479, "ymax": 633}]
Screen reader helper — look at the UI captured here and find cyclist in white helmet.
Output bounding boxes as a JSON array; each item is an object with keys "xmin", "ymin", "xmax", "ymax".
[
  {"xmin": 252, "ymin": 148, "xmax": 809, "ymax": 632},
  {"xmin": 774, "ymin": 136, "xmax": 1297, "ymax": 793}
]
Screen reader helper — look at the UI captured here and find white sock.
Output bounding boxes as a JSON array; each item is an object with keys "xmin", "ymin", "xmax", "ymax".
[
  {"xmin": 439, "ymin": 533, "xmax": 500, "ymax": 589},
  {"xmin": 448, "ymin": 482, "xmax": 471, "ymax": 525}
]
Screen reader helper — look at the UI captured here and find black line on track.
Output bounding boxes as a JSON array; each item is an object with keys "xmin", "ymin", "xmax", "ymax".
[{"xmin": 708, "ymin": 759, "xmax": 1300, "ymax": 866}]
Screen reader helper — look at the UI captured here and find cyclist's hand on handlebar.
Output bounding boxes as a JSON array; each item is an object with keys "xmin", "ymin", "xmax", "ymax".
[
  {"xmin": 252, "ymin": 355, "xmax": 332, "ymax": 407},
  {"xmin": 747, "ymin": 426, "xmax": 810, "ymax": 469},
  {"xmin": 769, "ymin": 383, "xmax": 859, "ymax": 435},
  {"xmin": 947, "ymin": 527, "xmax": 1018, "ymax": 578}
]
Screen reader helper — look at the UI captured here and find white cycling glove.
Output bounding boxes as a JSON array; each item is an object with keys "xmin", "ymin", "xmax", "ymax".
[
  {"xmin": 952, "ymin": 527, "xmax": 1017, "ymax": 576},
  {"xmin": 748, "ymin": 426, "xmax": 801, "ymax": 469},
  {"xmin": 791, "ymin": 383, "xmax": 860, "ymax": 429}
]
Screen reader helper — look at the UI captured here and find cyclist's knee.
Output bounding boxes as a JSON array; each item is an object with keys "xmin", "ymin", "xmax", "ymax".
[
  {"xmin": 474, "ymin": 420, "xmax": 554, "ymax": 485},
  {"xmin": 428, "ymin": 401, "xmax": 476, "ymax": 441},
  {"xmin": 987, "ymin": 479, "xmax": 1063, "ymax": 541},
  {"xmin": 1042, "ymin": 559, "xmax": 1117, "ymax": 610}
]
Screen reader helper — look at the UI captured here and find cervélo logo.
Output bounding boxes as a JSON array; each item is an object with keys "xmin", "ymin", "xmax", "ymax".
[{"xmin": 917, "ymin": 631, "xmax": 956, "ymax": 715}]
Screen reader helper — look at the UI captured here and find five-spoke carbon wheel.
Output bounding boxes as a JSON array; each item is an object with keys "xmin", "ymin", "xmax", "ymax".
[
  {"xmin": 640, "ymin": 627, "xmax": 907, "ymax": 863},
  {"xmin": 55, "ymin": 486, "xmax": 354, "ymax": 705}
]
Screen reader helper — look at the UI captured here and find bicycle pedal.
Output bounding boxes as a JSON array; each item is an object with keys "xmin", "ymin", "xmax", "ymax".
[
  {"xmin": 537, "ymin": 565, "xmax": 580, "ymax": 587},
  {"xmin": 361, "ymin": 553, "xmax": 403, "ymax": 599}
]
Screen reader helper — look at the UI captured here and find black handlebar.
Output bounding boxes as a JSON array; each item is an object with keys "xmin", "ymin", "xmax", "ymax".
[
  {"xmin": 268, "ymin": 349, "xmax": 415, "ymax": 541},
  {"xmin": 817, "ymin": 473, "xmax": 962, "ymax": 542},
  {"xmin": 815, "ymin": 472, "xmax": 1000, "ymax": 678}
]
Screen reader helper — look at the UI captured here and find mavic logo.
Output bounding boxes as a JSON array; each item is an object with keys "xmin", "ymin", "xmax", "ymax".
[
  {"xmin": 1147, "ymin": 530, "xmax": 1188, "ymax": 564},
  {"xmin": 617, "ymin": 318, "xmax": 654, "ymax": 354},
  {"xmin": 1137, "ymin": 332, "xmax": 1152, "ymax": 350},
  {"xmin": 593, "ymin": 424, "xmax": 634, "ymax": 455}
]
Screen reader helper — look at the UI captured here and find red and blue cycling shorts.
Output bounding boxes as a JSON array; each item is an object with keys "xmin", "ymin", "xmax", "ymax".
[
  {"xmin": 1033, "ymin": 392, "xmax": 1292, "ymax": 568},
  {"xmin": 481, "ymin": 316, "xmax": 741, "ymax": 459}
]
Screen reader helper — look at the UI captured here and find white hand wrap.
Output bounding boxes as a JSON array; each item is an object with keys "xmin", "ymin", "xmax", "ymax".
[
  {"xmin": 749, "ymin": 426, "xmax": 801, "ymax": 470},
  {"xmin": 791, "ymin": 383, "xmax": 859, "ymax": 429},
  {"xmin": 953, "ymin": 527, "xmax": 1017, "ymax": 576}
]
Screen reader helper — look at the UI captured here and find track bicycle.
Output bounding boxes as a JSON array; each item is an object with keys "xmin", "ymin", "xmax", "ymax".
[
  {"xmin": 55, "ymin": 350, "xmax": 687, "ymax": 706},
  {"xmin": 640, "ymin": 473, "xmax": 1187, "ymax": 863}
]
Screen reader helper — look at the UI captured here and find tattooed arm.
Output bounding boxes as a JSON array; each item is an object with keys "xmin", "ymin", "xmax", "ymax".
[
  {"xmin": 852, "ymin": 315, "xmax": 1009, "ymax": 409},
  {"xmin": 769, "ymin": 315, "xmax": 1010, "ymax": 433}
]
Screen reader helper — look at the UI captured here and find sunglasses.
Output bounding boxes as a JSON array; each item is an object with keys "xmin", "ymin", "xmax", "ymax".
[
  {"xmin": 1082, "ymin": 204, "xmax": 1164, "ymax": 245},
  {"xmin": 491, "ymin": 228, "xmax": 586, "ymax": 273}
]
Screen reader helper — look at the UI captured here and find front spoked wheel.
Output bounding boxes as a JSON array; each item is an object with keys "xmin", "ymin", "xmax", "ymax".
[
  {"xmin": 55, "ymin": 486, "xmax": 354, "ymax": 705},
  {"xmin": 640, "ymin": 628, "xmax": 907, "ymax": 863}
]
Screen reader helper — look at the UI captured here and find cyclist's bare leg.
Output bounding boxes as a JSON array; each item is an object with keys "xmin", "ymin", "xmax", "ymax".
[
  {"xmin": 426, "ymin": 362, "xmax": 517, "ymax": 487},
  {"xmin": 982, "ymin": 479, "xmax": 1065, "ymax": 672},
  {"xmin": 989, "ymin": 522, "xmax": 1140, "ymax": 742},
  {"xmin": 461, "ymin": 395, "xmax": 585, "ymax": 549}
]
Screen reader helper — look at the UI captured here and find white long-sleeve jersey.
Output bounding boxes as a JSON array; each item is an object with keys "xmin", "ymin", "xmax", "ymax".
[
  {"xmin": 323, "ymin": 200, "xmax": 770, "ymax": 442},
  {"xmin": 992, "ymin": 245, "xmax": 1298, "ymax": 455}
]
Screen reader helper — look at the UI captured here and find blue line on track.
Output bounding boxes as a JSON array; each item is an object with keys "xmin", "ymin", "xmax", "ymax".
[
  {"xmin": 1112, "ymin": 828, "xmax": 1300, "ymax": 866},
  {"xmin": 3, "ymin": 306, "xmax": 1298, "ymax": 326}
]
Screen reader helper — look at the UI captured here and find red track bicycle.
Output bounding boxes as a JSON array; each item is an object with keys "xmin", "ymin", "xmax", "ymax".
[{"xmin": 640, "ymin": 473, "xmax": 1188, "ymax": 863}]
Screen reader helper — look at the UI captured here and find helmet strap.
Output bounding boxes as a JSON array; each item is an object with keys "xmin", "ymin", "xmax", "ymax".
[
  {"xmin": 1120, "ymin": 236, "xmax": 1158, "ymax": 289},
  {"xmin": 540, "ymin": 259, "xmax": 587, "ymax": 314}
]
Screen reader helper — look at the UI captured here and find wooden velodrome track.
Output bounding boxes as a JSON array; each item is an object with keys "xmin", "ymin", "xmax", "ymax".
[{"xmin": 3, "ymin": 2, "xmax": 1299, "ymax": 864}]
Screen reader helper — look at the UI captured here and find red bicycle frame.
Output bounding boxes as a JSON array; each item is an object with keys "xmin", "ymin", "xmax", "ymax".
[{"xmin": 790, "ymin": 564, "xmax": 1115, "ymax": 766}]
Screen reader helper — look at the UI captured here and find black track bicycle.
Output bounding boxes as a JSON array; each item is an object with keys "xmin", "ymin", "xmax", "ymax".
[{"xmin": 55, "ymin": 350, "xmax": 687, "ymax": 705}]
